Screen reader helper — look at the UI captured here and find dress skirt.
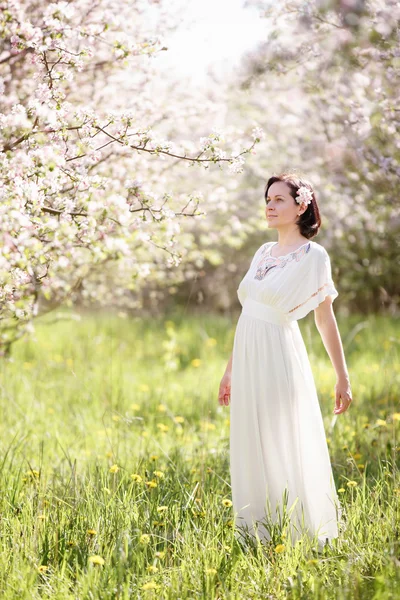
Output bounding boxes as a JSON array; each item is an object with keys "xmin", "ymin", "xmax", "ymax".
[{"xmin": 229, "ymin": 297, "xmax": 342, "ymax": 548}]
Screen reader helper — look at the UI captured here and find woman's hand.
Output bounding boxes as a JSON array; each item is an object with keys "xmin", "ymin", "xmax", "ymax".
[
  {"xmin": 333, "ymin": 378, "xmax": 353, "ymax": 415},
  {"xmin": 218, "ymin": 372, "xmax": 231, "ymax": 406}
]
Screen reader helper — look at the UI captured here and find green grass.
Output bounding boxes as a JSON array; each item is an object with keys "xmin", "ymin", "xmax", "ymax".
[{"xmin": 0, "ymin": 308, "xmax": 399, "ymax": 599}]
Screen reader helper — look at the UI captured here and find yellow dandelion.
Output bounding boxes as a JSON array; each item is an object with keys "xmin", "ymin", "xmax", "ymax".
[
  {"xmin": 147, "ymin": 565, "xmax": 159, "ymax": 573},
  {"xmin": 105, "ymin": 451, "xmax": 113, "ymax": 458},
  {"xmin": 376, "ymin": 419, "xmax": 387, "ymax": 427},
  {"xmin": 26, "ymin": 469, "xmax": 40, "ymax": 478},
  {"xmin": 140, "ymin": 534, "xmax": 151, "ymax": 544},
  {"xmin": 347, "ymin": 480, "xmax": 358, "ymax": 487},
  {"xmin": 88, "ymin": 555, "xmax": 105, "ymax": 566},
  {"xmin": 142, "ymin": 582, "xmax": 158, "ymax": 590},
  {"xmin": 222, "ymin": 499, "xmax": 232, "ymax": 507},
  {"xmin": 205, "ymin": 338, "xmax": 217, "ymax": 347},
  {"xmin": 153, "ymin": 471, "xmax": 164, "ymax": 478},
  {"xmin": 87, "ymin": 529, "xmax": 97, "ymax": 535},
  {"xmin": 223, "ymin": 545, "xmax": 231, "ymax": 552},
  {"xmin": 307, "ymin": 559, "xmax": 319, "ymax": 565},
  {"xmin": 191, "ymin": 358, "xmax": 201, "ymax": 367},
  {"xmin": 139, "ymin": 384, "xmax": 150, "ymax": 393},
  {"xmin": 112, "ymin": 415, "xmax": 121, "ymax": 422},
  {"xmin": 157, "ymin": 404, "xmax": 167, "ymax": 413},
  {"xmin": 155, "ymin": 551, "xmax": 166, "ymax": 559},
  {"xmin": 150, "ymin": 455, "xmax": 159, "ymax": 461},
  {"xmin": 174, "ymin": 416, "xmax": 185, "ymax": 424},
  {"xmin": 47, "ymin": 407, "xmax": 54, "ymax": 414},
  {"xmin": 131, "ymin": 474, "xmax": 142, "ymax": 482},
  {"xmin": 156, "ymin": 506, "xmax": 168, "ymax": 513},
  {"xmin": 274, "ymin": 544, "xmax": 285, "ymax": 553},
  {"xmin": 131, "ymin": 403, "xmax": 141, "ymax": 411},
  {"xmin": 142, "ymin": 430, "xmax": 149, "ymax": 438},
  {"xmin": 352, "ymin": 453, "xmax": 362, "ymax": 461},
  {"xmin": 109, "ymin": 464, "xmax": 119, "ymax": 474},
  {"xmin": 338, "ymin": 488, "xmax": 345, "ymax": 493},
  {"xmin": 206, "ymin": 568, "xmax": 217, "ymax": 575},
  {"xmin": 191, "ymin": 468, "xmax": 198, "ymax": 473},
  {"xmin": 224, "ymin": 418, "xmax": 230, "ymax": 426},
  {"xmin": 226, "ymin": 519, "xmax": 233, "ymax": 527},
  {"xmin": 357, "ymin": 464, "xmax": 365, "ymax": 469},
  {"xmin": 363, "ymin": 423, "xmax": 370, "ymax": 428},
  {"xmin": 201, "ymin": 421, "xmax": 216, "ymax": 431},
  {"xmin": 145, "ymin": 480, "xmax": 158, "ymax": 488},
  {"xmin": 38, "ymin": 565, "xmax": 48, "ymax": 573},
  {"xmin": 392, "ymin": 413, "xmax": 400, "ymax": 421},
  {"xmin": 156, "ymin": 423, "xmax": 169, "ymax": 432}
]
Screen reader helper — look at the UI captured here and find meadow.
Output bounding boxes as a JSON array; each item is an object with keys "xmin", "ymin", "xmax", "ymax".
[{"xmin": 0, "ymin": 308, "xmax": 399, "ymax": 599}]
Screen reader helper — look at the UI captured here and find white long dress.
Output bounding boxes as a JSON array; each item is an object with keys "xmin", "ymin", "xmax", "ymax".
[{"xmin": 230, "ymin": 240, "xmax": 343, "ymax": 548}]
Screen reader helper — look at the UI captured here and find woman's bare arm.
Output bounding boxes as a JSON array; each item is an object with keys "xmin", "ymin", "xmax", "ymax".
[{"xmin": 314, "ymin": 296, "xmax": 353, "ymax": 414}]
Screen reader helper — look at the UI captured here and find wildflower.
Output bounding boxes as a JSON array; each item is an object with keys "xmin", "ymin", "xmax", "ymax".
[
  {"xmin": 87, "ymin": 529, "xmax": 97, "ymax": 535},
  {"xmin": 131, "ymin": 474, "xmax": 142, "ymax": 482},
  {"xmin": 38, "ymin": 565, "xmax": 48, "ymax": 573},
  {"xmin": 392, "ymin": 413, "xmax": 400, "ymax": 421},
  {"xmin": 26, "ymin": 469, "xmax": 40, "ymax": 478},
  {"xmin": 156, "ymin": 423, "xmax": 169, "ymax": 432},
  {"xmin": 131, "ymin": 403, "xmax": 141, "ymax": 411},
  {"xmin": 174, "ymin": 416, "xmax": 185, "ymax": 424},
  {"xmin": 338, "ymin": 488, "xmax": 345, "ymax": 493},
  {"xmin": 140, "ymin": 534, "xmax": 151, "ymax": 544},
  {"xmin": 155, "ymin": 551, "xmax": 166, "ymax": 559},
  {"xmin": 347, "ymin": 480, "xmax": 358, "ymax": 487},
  {"xmin": 112, "ymin": 415, "xmax": 121, "ymax": 422},
  {"xmin": 109, "ymin": 464, "xmax": 119, "ymax": 473},
  {"xmin": 307, "ymin": 559, "xmax": 319, "ymax": 565},
  {"xmin": 145, "ymin": 480, "xmax": 157, "ymax": 488},
  {"xmin": 205, "ymin": 338, "xmax": 217, "ymax": 348},
  {"xmin": 157, "ymin": 404, "xmax": 167, "ymax": 413},
  {"xmin": 156, "ymin": 506, "xmax": 168, "ymax": 513},
  {"xmin": 191, "ymin": 358, "xmax": 201, "ymax": 367},
  {"xmin": 375, "ymin": 419, "xmax": 387, "ymax": 427},
  {"xmin": 150, "ymin": 455, "xmax": 159, "ymax": 461},
  {"xmin": 352, "ymin": 453, "xmax": 362, "ymax": 461},
  {"xmin": 147, "ymin": 565, "xmax": 159, "ymax": 573},
  {"xmin": 142, "ymin": 582, "xmax": 158, "ymax": 590},
  {"xmin": 274, "ymin": 544, "xmax": 285, "ymax": 553},
  {"xmin": 222, "ymin": 498, "xmax": 232, "ymax": 507},
  {"xmin": 139, "ymin": 384, "xmax": 150, "ymax": 392},
  {"xmin": 89, "ymin": 555, "xmax": 105, "ymax": 566}
]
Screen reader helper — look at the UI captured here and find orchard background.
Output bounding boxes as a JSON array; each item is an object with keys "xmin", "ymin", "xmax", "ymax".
[{"xmin": 0, "ymin": 0, "xmax": 399, "ymax": 598}]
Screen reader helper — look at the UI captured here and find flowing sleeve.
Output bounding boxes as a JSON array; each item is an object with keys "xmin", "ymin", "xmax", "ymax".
[{"xmin": 286, "ymin": 247, "xmax": 338, "ymax": 321}]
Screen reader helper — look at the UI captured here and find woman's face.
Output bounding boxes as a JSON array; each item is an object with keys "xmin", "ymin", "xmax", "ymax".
[{"xmin": 265, "ymin": 181, "xmax": 300, "ymax": 228}]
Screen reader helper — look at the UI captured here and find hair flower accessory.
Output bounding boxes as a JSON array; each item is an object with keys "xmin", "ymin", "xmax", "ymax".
[{"xmin": 295, "ymin": 186, "xmax": 313, "ymax": 206}]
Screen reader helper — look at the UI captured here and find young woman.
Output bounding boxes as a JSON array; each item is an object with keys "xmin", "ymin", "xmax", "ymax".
[{"xmin": 218, "ymin": 172, "xmax": 353, "ymax": 550}]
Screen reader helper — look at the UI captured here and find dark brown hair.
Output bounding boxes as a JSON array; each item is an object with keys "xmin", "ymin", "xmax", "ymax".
[{"xmin": 264, "ymin": 172, "xmax": 321, "ymax": 239}]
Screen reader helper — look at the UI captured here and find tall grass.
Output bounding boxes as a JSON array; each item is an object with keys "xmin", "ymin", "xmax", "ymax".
[{"xmin": 0, "ymin": 308, "xmax": 399, "ymax": 599}]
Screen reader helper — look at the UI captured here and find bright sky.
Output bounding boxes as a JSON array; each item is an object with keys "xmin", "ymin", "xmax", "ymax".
[{"xmin": 153, "ymin": 0, "xmax": 266, "ymax": 83}]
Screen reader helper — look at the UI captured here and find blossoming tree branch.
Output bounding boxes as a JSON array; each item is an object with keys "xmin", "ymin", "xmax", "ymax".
[{"xmin": 0, "ymin": 0, "xmax": 264, "ymax": 357}]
